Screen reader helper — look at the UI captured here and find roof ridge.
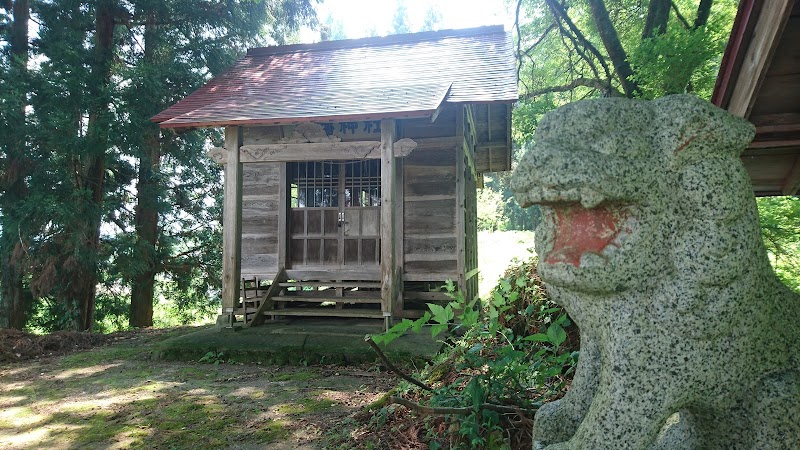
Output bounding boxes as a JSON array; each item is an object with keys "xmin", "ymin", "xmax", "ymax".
[{"xmin": 246, "ymin": 25, "xmax": 506, "ymax": 57}]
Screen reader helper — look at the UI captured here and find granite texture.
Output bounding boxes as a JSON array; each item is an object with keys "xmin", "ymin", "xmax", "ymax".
[{"xmin": 511, "ymin": 95, "xmax": 800, "ymax": 450}]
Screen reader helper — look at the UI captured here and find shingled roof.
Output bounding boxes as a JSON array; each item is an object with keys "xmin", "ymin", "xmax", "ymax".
[{"xmin": 153, "ymin": 25, "xmax": 517, "ymax": 128}]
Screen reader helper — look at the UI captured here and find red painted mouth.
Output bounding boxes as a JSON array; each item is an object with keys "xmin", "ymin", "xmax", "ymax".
[{"xmin": 545, "ymin": 204, "xmax": 631, "ymax": 267}]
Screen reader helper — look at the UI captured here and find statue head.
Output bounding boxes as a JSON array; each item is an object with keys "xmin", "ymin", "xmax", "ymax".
[{"xmin": 511, "ymin": 95, "xmax": 756, "ymax": 294}]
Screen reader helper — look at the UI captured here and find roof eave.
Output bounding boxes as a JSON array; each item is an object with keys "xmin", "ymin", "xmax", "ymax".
[{"xmin": 159, "ymin": 109, "xmax": 438, "ymax": 129}]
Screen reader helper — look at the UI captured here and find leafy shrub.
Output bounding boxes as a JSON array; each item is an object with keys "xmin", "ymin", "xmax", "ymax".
[{"xmin": 371, "ymin": 256, "xmax": 579, "ymax": 449}]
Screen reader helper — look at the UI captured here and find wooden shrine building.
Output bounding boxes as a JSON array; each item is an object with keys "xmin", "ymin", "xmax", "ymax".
[{"xmin": 153, "ymin": 26, "xmax": 518, "ymax": 326}]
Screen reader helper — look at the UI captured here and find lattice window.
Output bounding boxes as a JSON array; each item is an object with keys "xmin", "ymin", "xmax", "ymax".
[
  {"xmin": 344, "ymin": 160, "xmax": 381, "ymax": 207},
  {"xmin": 289, "ymin": 161, "xmax": 339, "ymax": 208}
]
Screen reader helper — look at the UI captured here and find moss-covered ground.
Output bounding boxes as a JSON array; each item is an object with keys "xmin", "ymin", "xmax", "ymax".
[{"xmin": 0, "ymin": 326, "xmax": 400, "ymax": 449}]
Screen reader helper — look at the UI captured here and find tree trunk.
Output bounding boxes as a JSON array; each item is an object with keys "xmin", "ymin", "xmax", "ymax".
[
  {"xmin": 694, "ymin": 0, "xmax": 713, "ymax": 28},
  {"xmin": 129, "ymin": 15, "xmax": 162, "ymax": 328},
  {"xmin": 67, "ymin": 0, "xmax": 116, "ymax": 331},
  {"xmin": 586, "ymin": 0, "xmax": 640, "ymax": 98},
  {"xmin": 129, "ymin": 127, "xmax": 160, "ymax": 327},
  {"xmin": 642, "ymin": 0, "xmax": 670, "ymax": 38},
  {"xmin": 0, "ymin": 0, "xmax": 30, "ymax": 329}
]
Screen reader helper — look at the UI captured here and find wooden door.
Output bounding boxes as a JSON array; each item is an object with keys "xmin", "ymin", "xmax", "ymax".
[{"xmin": 289, "ymin": 160, "xmax": 380, "ymax": 267}]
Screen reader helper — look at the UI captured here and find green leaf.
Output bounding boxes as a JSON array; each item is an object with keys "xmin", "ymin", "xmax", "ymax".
[
  {"xmin": 546, "ymin": 323, "xmax": 567, "ymax": 347},
  {"xmin": 410, "ymin": 312, "xmax": 431, "ymax": 333},
  {"xmin": 522, "ymin": 333, "xmax": 549, "ymax": 342},
  {"xmin": 431, "ymin": 323, "xmax": 448, "ymax": 337},
  {"xmin": 428, "ymin": 302, "xmax": 446, "ymax": 317}
]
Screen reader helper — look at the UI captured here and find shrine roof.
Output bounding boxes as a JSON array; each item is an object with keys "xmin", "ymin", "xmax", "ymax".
[{"xmin": 153, "ymin": 25, "xmax": 518, "ymax": 128}]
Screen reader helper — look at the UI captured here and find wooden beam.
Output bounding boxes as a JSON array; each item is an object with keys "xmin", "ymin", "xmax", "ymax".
[
  {"xmin": 278, "ymin": 162, "xmax": 288, "ymax": 269},
  {"xmin": 207, "ymin": 139, "xmax": 417, "ymax": 164},
  {"xmin": 455, "ymin": 140, "xmax": 467, "ymax": 294},
  {"xmin": 727, "ymin": 0, "xmax": 794, "ymax": 117},
  {"xmin": 381, "ymin": 119, "xmax": 397, "ymax": 319},
  {"xmin": 455, "ymin": 106, "xmax": 467, "ymax": 294},
  {"xmin": 246, "ymin": 268, "xmax": 285, "ymax": 327},
  {"xmin": 393, "ymin": 155, "xmax": 405, "ymax": 317},
  {"xmin": 749, "ymin": 139, "xmax": 800, "ymax": 149},
  {"xmin": 780, "ymin": 155, "xmax": 800, "ymax": 195},
  {"xmin": 506, "ymin": 104, "xmax": 513, "ymax": 171},
  {"xmin": 751, "ymin": 113, "xmax": 800, "ymax": 130},
  {"xmin": 221, "ymin": 126, "xmax": 243, "ymax": 316}
]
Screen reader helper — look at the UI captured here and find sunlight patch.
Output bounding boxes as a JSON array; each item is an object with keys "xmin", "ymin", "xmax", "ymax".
[
  {"xmin": 0, "ymin": 406, "xmax": 46, "ymax": 428},
  {"xmin": 0, "ymin": 426, "xmax": 49, "ymax": 447},
  {"xmin": 52, "ymin": 363, "xmax": 122, "ymax": 380}
]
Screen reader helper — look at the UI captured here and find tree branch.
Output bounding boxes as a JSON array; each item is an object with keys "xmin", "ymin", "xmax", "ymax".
[
  {"xmin": 389, "ymin": 396, "xmax": 539, "ymax": 416},
  {"xmin": 520, "ymin": 77, "xmax": 622, "ymax": 99},
  {"xmin": 543, "ymin": 0, "xmax": 612, "ymax": 81},
  {"xmin": 365, "ymin": 335, "xmax": 433, "ymax": 392},
  {"xmin": 521, "ymin": 22, "xmax": 556, "ymax": 56},
  {"xmin": 515, "ymin": 0, "xmax": 524, "ymax": 92},
  {"xmin": 670, "ymin": 1, "xmax": 691, "ymax": 30},
  {"xmin": 586, "ymin": 0, "xmax": 640, "ymax": 97}
]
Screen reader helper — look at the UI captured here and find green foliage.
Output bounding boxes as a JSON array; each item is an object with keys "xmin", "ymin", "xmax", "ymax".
[
  {"xmin": 481, "ymin": 172, "xmax": 541, "ymax": 231},
  {"xmin": 0, "ymin": 0, "xmax": 317, "ymax": 331},
  {"xmin": 198, "ymin": 350, "xmax": 232, "ymax": 365},
  {"xmin": 758, "ymin": 196, "xmax": 800, "ymax": 293},
  {"xmin": 630, "ymin": 3, "xmax": 736, "ymax": 99},
  {"xmin": 371, "ymin": 257, "xmax": 577, "ymax": 448},
  {"xmin": 477, "ymin": 186, "xmax": 509, "ymax": 232}
]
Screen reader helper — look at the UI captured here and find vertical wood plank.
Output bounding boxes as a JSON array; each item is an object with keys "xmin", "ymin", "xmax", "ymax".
[
  {"xmin": 456, "ymin": 107, "xmax": 467, "ymax": 293},
  {"xmin": 506, "ymin": 104, "xmax": 513, "ymax": 171},
  {"xmin": 393, "ymin": 151, "xmax": 405, "ymax": 316},
  {"xmin": 222, "ymin": 126, "xmax": 243, "ymax": 314},
  {"xmin": 278, "ymin": 162, "xmax": 288, "ymax": 269},
  {"xmin": 381, "ymin": 119, "xmax": 397, "ymax": 317}
]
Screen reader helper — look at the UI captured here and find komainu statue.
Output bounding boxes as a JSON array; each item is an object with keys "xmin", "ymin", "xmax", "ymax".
[{"xmin": 510, "ymin": 95, "xmax": 800, "ymax": 450}]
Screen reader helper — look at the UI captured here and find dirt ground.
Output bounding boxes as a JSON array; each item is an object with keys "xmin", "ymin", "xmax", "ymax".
[{"xmin": 0, "ymin": 327, "xmax": 406, "ymax": 449}]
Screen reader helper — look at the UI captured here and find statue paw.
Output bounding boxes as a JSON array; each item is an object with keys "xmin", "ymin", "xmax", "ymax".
[{"xmin": 533, "ymin": 399, "xmax": 580, "ymax": 445}]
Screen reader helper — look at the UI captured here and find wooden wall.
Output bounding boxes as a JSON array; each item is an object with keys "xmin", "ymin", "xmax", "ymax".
[
  {"xmin": 240, "ymin": 162, "xmax": 281, "ymax": 277},
  {"xmin": 240, "ymin": 127, "xmax": 284, "ymax": 278},
  {"xmin": 400, "ymin": 107, "xmax": 460, "ymax": 283}
]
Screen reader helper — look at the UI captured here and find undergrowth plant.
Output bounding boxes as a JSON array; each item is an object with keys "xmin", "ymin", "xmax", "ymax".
[{"xmin": 371, "ymin": 256, "xmax": 580, "ymax": 449}]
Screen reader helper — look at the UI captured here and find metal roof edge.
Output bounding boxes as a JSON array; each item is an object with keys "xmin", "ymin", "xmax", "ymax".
[{"xmin": 246, "ymin": 25, "xmax": 507, "ymax": 57}]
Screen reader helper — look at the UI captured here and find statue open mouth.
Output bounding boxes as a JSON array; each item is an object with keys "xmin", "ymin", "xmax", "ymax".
[
  {"xmin": 520, "ymin": 186, "xmax": 637, "ymax": 269},
  {"xmin": 543, "ymin": 203, "xmax": 634, "ymax": 267}
]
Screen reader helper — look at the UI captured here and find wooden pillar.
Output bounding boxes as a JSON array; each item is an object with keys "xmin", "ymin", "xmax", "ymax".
[
  {"xmin": 221, "ymin": 126, "xmax": 243, "ymax": 323},
  {"xmin": 381, "ymin": 119, "xmax": 397, "ymax": 323},
  {"xmin": 278, "ymin": 162, "xmax": 288, "ymax": 269},
  {"xmin": 455, "ymin": 107, "xmax": 467, "ymax": 293}
]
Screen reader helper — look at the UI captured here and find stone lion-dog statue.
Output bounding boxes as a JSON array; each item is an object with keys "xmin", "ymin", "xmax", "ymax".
[{"xmin": 511, "ymin": 95, "xmax": 800, "ymax": 449}]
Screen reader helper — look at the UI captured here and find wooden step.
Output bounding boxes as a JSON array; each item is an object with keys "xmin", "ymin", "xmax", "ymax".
[
  {"xmin": 265, "ymin": 307, "xmax": 384, "ymax": 319},
  {"xmin": 274, "ymin": 296, "xmax": 381, "ymax": 304},
  {"xmin": 404, "ymin": 291, "xmax": 451, "ymax": 301},
  {"xmin": 285, "ymin": 268, "xmax": 380, "ymax": 281},
  {"xmin": 278, "ymin": 281, "xmax": 381, "ymax": 289}
]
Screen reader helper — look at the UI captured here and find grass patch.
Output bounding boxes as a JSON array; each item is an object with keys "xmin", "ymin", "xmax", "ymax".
[
  {"xmin": 277, "ymin": 397, "xmax": 336, "ymax": 415},
  {"xmin": 0, "ymin": 325, "xmax": 399, "ymax": 449},
  {"xmin": 272, "ymin": 371, "xmax": 319, "ymax": 382},
  {"xmin": 253, "ymin": 418, "xmax": 291, "ymax": 443}
]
